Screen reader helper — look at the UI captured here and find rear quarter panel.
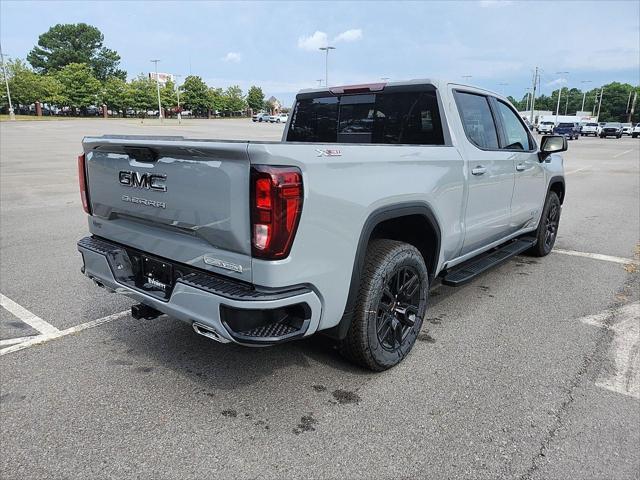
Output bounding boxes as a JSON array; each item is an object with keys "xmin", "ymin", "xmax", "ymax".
[{"xmin": 248, "ymin": 142, "xmax": 465, "ymax": 330}]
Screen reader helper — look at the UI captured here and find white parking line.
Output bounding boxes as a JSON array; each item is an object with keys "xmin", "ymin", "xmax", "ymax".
[
  {"xmin": 0, "ymin": 310, "xmax": 130, "ymax": 356},
  {"xmin": 565, "ymin": 168, "xmax": 587, "ymax": 175},
  {"xmin": 0, "ymin": 293, "xmax": 59, "ymax": 335},
  {"xmin": 580, "ymin": 302, "xmax": 640, "ymax": 400},
  {"xmin": 553, "ymin": 249, "xmax": 639, "ymax": 266},
  {"xmin": 612, "ymin": 149, "xmax": 633, "ymax": 158},
  {"xmin": 0, "ymin": 335, "xmax": 39, "ymax": 347}
]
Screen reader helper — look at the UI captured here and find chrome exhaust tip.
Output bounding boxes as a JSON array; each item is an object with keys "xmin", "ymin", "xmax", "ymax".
[{"xmin": 192, "ymin": 322, "xmax": 224, "ymax": 343}]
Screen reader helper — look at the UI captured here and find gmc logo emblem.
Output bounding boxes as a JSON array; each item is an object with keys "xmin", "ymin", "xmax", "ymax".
[{"xmin": 119, "ymin": 171, "xmax": 167, "ymax": 192}]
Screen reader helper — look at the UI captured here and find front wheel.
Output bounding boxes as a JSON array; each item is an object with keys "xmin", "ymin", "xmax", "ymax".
[
  {"xmin": 339, "ymin": 239, "xmax": 428, "ymax": 371},
  {"xmin": 529, "ymin": 191, "xmax": 561, "ymax": 257}
]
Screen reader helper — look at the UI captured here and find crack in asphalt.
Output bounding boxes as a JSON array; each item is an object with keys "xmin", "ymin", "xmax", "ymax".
[{"xmin": 519, "ymin": 271, "xmax": 638, "ymax": 480}]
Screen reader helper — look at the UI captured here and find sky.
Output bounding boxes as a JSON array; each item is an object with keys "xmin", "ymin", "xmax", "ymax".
[{"xmin": 1, "ymin": 0, "xmax": 638, "ymax": 106}]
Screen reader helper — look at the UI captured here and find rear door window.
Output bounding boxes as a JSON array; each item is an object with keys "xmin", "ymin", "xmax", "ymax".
[
  {"xmin": 453, "ymin": 91, "xmax": 499, "ymax": 150},
  {"xmin": 286, "ymin": 88, "xmax": 444, "ymax": 145}
]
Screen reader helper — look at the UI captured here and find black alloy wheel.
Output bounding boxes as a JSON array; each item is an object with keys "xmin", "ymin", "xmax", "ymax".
[{"xmin": 376, "ymin": 266, "xmax": 421, "ymax": 351}]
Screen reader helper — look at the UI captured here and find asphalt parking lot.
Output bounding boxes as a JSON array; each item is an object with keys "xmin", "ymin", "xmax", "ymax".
[{"xmin": 1, "ymin": 118, "xmax": 638, "ymax": 479}]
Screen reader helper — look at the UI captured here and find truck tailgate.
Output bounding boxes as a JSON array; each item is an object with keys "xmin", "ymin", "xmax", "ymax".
[{"xmin": 82, "ymin": 136, "xmax": 252, "ymax": 281}]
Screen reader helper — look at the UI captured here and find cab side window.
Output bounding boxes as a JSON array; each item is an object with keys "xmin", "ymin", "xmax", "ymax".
[
  {"xmin": 495, "ymin": 100, "xmax": 532, "ymax": 150},
  {"xmin": 454, "ymin": 92, "xmax": 499, "ymax": 150}
]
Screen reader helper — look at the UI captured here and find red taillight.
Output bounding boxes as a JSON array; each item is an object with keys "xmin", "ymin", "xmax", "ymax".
[
  {"xmin": 77, "ymin": 153, "xmax": 91, "ymax": 214},
  {"xmin": 250, "ymin": 165, "xmax": 303, "ymax": 259}
]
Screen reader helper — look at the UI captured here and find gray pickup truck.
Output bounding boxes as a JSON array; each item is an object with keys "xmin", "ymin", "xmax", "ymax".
[{"xmin": 77, "ymin": 79, "xmax": 567, "ymax": 371}]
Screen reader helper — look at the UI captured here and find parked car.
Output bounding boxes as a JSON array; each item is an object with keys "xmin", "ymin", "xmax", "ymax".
[
  {"xmin": 270, "ymin": 113, "xmax": 289, "ymax": 123},
  {"xmin": 553, "ymin": 122, "xmax": 580, "ymax": 140},
  {"xmin": 580, "ymin": 122, "xmax": 599, "ymax": 136},
  {"xmin": 537, "ymin": 121, "xmax": 555, "ymax": 135},
  {"xmin": 621, "ymin": 123, "xmax": 633, "ymax": 136},
  {"xmin": 77, "ymin": 79, "xmax": 567, "ymax": 371},
  {"xmin": 631, "ymin": 123, "xmax": 640, "ymax": 138},
  {"xmin": 597, "ymin": 122, "xmax": 606, "ymax": 135},
  {"xmin": 600, "ymin": 122, "xmax": 623, "ymax": 138},
  {"xmin": 252, "ymin": 112, "xmax": 270, "ymax": 122}
]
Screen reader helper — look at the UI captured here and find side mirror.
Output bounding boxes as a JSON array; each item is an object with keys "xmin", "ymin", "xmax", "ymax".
[{"xmin": 538, "ymin": 135, "xmax": 567, "ymax": 161}]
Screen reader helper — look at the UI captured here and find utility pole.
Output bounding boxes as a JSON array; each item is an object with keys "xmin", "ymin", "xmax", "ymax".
[
  {"xmin": 580, "ymin": 80, "xmax": 592, "ymax": 112},
  {"xmin": 628, "ymin": 91, "xmax": 637, "ymax": 123},
  {"xmin": 0, "ymin": 43, "xmax": 15, "ymax": 121},
  {"xmin": 564, "ymin": 89, "xmax": 570, "ymax": 115},
  {"xmin": 625, "ymin": 90, "xmax": 633, "ymax": 114},
  {"xmin": 174, "ymin": 74, "xmax": 183, "ymax": 124},
  {"xmin": 529, "ymin": 67, "xmax": 538, "ymax": 124},
  {"xmin": 319, "ymin": 46, "xmax": 335, "ymax": 86},
  {"xmin": 150, "ymin": 59, "xmax": 163, "ymax": 121},
  {"xmin": 554, "ymin": 71, "xmax": 569, "ymax": 124},
  {"xmin": 597, "ymin": 86, "xmax": 604, "ymax": 120}
]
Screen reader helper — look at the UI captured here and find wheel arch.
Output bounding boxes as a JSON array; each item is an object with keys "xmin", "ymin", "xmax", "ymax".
[
  {"xmin": 324, "ymin": 202, "xmax": 442, "ymax": 340},
  {"xmin": 548, "ymin": 175, "xmax": 566, "ymax": 204}
]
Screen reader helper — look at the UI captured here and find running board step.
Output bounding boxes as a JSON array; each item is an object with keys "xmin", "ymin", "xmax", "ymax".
[{"xmin": 442, "ymin": 237, "xmax": 536, "ymax": 287}]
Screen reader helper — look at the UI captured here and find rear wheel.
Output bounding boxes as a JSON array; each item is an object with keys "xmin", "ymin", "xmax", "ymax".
[
  {"xmin": 530, "ymin": 191, "xmax": 561, "ymax": 257},
  {"xmin": 339, "ymin": 239, "xmax": 428, "ymax": 371}
]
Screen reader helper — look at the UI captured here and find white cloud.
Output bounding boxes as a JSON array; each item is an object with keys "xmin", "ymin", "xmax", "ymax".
[
  {"xmin": 479, "ymin": 0, "xmax": 513, "ymax": 7},
  {"xmin": 297, "ymin": 31, "xmax": 328, "ymax": 51},
  {"xmin": 333, "ymin": 28, "xmax": 363, "ymax": 43},
  {"xmin": 546, "ymin": 78, "xmax": 568, "ymax": 87},
  {"xmin": 222, "ymin": 52, "xmax": 242, "ymax": 63}
]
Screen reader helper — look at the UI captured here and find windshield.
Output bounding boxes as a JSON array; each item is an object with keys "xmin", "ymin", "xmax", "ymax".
[
  {"xmin": 558, "ymin": 123, "xmax": 574, "ymax": 127},
  {"xmin": 287, "ymin": 87, "xmax": 445, "ymax": 145},
  {"xmin": 542, "ymin": 121, "xmax": 554, "ymax": 125},
  {"xmin": 605, "ymin": 123, "xmax": 621, "ymax": 127},
  {"xmin": 586, "ymin": 123, "xmax": 598, "ymax": 126}
]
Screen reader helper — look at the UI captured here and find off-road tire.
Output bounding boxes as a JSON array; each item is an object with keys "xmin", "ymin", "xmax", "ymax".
[
  {"xmin": 339, "ymin": 239, "xmax": 428, "ymax": 371},
  {"xmin": 530, "ymin": 191, "xmax": 561, "ymax": 257}
]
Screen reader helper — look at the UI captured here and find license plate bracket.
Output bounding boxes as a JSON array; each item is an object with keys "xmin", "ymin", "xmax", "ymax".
[{"xmin": 141, "ymin": 255, "xmax": 173, "ymax": 297}]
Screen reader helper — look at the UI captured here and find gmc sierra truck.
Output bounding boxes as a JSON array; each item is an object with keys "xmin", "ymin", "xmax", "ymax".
[{"xmin": 77, "ymin": 80, "xmax": 567, "ymax": 371}]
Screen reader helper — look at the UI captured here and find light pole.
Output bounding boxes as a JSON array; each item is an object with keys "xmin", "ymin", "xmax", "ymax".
[
  {"xmin": 0, "ymin": 43, "xmax": 15, "ymax": 121},
  {"xmin": 554, "ymin": 71, "xmax": 569, "ymax": 124},
  {"xmin": 150, "ymin": 59, "xmax": 163, "ymax": 121},
  {"xmin": 462, "ymin": 75, "xmax": 472, "ymax": 82},
  {"xmin": 530, "ymin": 66, "xmax": 539, "ymax": 124},
  {"xmin": 316, "ymin": 79, "xmax": 323, "ymax": 87},
  {"xmin": 174, "ymin": 74, "xmax": 183, "ymax": 123},
  {"xmin": 580, "ymin": 80, "xmax": 592, "ymax": 112},
  {"xmin": 319, "ymin": 46, "xmax": 335, "ymax": 86}
]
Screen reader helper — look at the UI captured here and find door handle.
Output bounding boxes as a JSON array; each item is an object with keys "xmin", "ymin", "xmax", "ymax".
[
  {"xmin": 516, "ymin": 163, "xmax": 526, "ymax": 172},
  {"xmin": 471, "ymin": 166, "xmax": 487, "ymax": 176}
]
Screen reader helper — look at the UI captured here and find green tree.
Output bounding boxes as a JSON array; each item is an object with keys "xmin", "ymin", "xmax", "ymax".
[
  {"xmin": 246, "ymin": 86, "xmax": 265, "ymax": 112},
  {"xmin": 4, "ymin": 59, "xmax": 46, "ymax": 106},
  {"xmin": 221, "ymin": 85, "xmax": 246, "ymax": 114},
  {"xmin": 594, "ymin": 82, "xmax": 639, "ymax": 122},
  {"xmin": 128, "ymin": 75, "xmax": 156, "ymax": 114},
  {"xmin": 208, "ymin": 87, "xmax": 224, "ymax": 114},
  {"xmin": 100, "ymin": 77, "xmax": 131, "ymax": 116},
  {"xmin": 27, "ymin": 23, "xmax": 125, "ymax": 80},
  {"xmin": 181, "ymin": 75, "xmax": 211, "ymax": 116},
  {"xmin": 55, "ymin": 63, "xmax": 101, "ymax": 111},
  {"xmin": 160, "ymin": 79, "xmax": 178, "ymax": 112}
]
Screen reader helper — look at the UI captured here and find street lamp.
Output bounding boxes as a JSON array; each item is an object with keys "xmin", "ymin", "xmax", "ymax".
[
  {"xmin": 462, "ymin": 75, "xmax": 472, "ymax": 81},
  {"xmin": 554, "ymin": 71, "xmax": 569, "ymax": 123},
  {"xmin": 0, "ymin": 43, "xmax": 15, "ymax": 121},
  {"xmin": 150, "ymin": 59, "xmax": 163, "ymax": 121},
  {"xmin": 318, "ymin": 46, "xmax": 335, "ymax": 87},
  {"xmin": 174, "ymin": 74, "xmax": 183, "ymax": 123},
  {"xmin": 316, "ymin": 79, "xmax": 323, "ymax": 87},
  {"xmin": 580, "ymin": 80, "xmax": 592, "ymax": 112}
]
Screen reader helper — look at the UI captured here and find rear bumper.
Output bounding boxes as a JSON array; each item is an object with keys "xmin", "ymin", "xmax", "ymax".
[{"xmin": 77, "ymin": 236, "xmax": 322, "ymax": 345}]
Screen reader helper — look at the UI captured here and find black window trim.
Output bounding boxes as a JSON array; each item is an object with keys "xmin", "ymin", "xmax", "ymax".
[
  {"xmin": 489, "ymin": 97, "xmax": 537, "ymax": 153},
  {"xmin": 452, "ymin": 89, "xmax": 502, "ymax": 152}
]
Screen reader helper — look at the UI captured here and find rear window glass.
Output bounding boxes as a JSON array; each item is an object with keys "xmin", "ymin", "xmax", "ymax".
[{"xmin": 286, "ymin": 89, "xmax": 444, "ymax": 145}]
